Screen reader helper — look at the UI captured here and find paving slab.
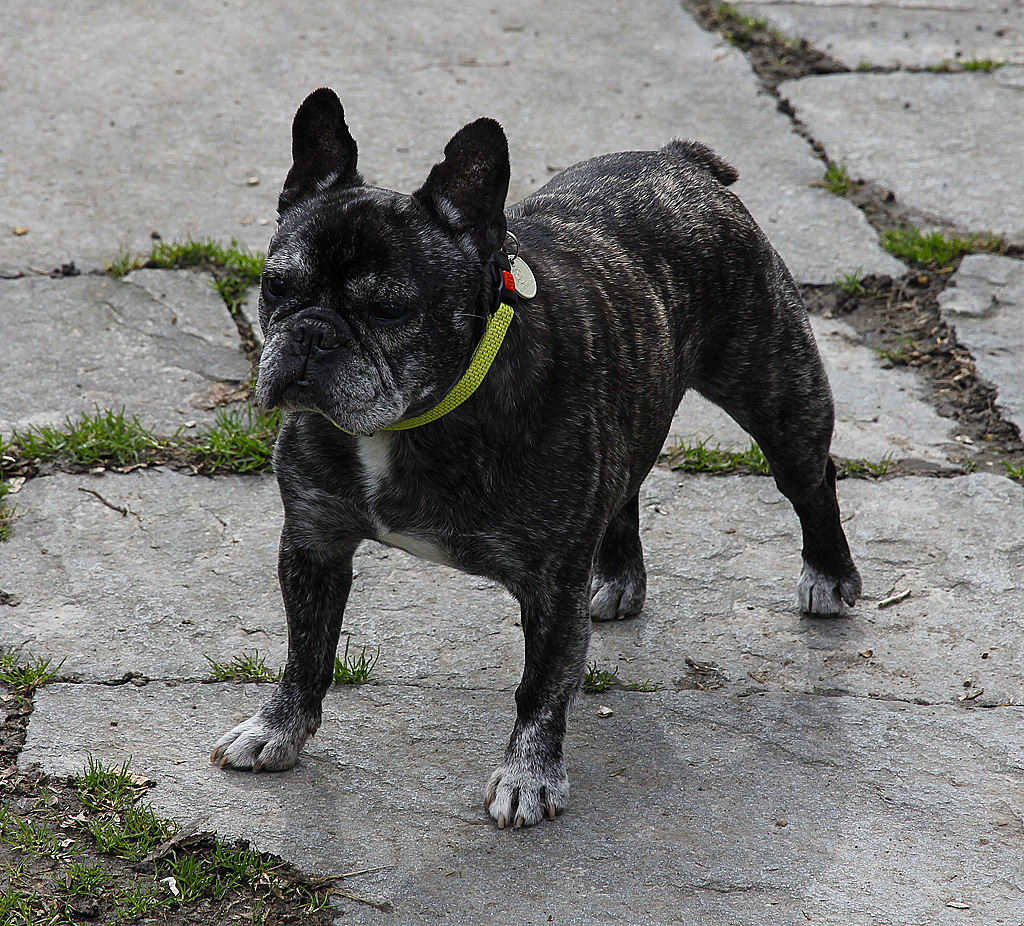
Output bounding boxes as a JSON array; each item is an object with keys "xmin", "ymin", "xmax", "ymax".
[
  {"xmin": 3, "ymin": 467, "xmax": 1022, "ymax": 707},
  {"xmin": 20, "ymin": 682, "xmax": 1024, "ymax": 925},
  {"xmin": 938, "ymin": 253, "xmax": 1024, "ymax": 433},
  {"xmin": 777, "ymin": 68, "xmax": 1024, "ymax": 243},
  {"xmin": 667, "ymin": 315, "xmax": 969, "ymax": 465},
  {"xmin": 0, "ymin": 270, "xmax": 251, "ymax": 436},
  {"xmin": 736, "ymin": 0, "xmax": 1024, "ymax": 69},
  {"xmin": 0, "ymin": 0, "xmax": 900, "ymax": 283}
]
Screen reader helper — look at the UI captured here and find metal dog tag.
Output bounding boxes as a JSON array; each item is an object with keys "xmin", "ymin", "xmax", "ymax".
[{"xmin": 510, "ymin": 256, "xmax": 537, "ymax": 299}]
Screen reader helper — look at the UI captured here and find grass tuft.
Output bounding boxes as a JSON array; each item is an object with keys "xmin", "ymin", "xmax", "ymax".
[
  {"xmin": 0, "ymin": 480, "xmax": 15, "ymax": 541},
  {"xmin": 0, "ymin": 647, "xmax": 65, "ymax": 696},
  {"xmin": 881, "ymin": 226, "xmax": 979, "ymax": 268},
  {"xmin": 108, "ymin": 236, "xmax": 265, "ymax": 282},
  {"xmin": 2, "ymin": 402, "xmax": 280, "ymax": 477},
  {"xmin": 838, "ymin": 455, "xmax": 892, "ymax": 478},
  {"xmin": 205, "ymin": 650, "xmax": 282, "ymax": 683},
  {"xmin": 581, "ymin": 662, "xmax": 619, "ymax": 693},
  {"xmin": 667, "ymin": 439, "xmax": 771, "ymax": 476},
  {"xmin": 835, "ymin": 267, "xmax": 866, "ymax": 295},
  {"xmin": 824, "ymin": 162, "xmax": 853, "ymax": 196},
  {"xmin": 2, "ymin": 754, "xmax": 338, "ymax": 924},
  {"xmin": 333, "ymin": 638, "xmax": 380, "ymax": 685},
  {"xmin": 873, "ymin": 338, "xmax": 915, "ymax": 366},
  {"xmin": 194, "ymin": 405, "xmax": 281, "ymax": 474},
  {"xmin": 9, "ymin": 406, "xmax": 166, "ymax": 468},
  {"xmin": 1004, "ymin": 462, "xmax": 1024, "ymax": 481}
]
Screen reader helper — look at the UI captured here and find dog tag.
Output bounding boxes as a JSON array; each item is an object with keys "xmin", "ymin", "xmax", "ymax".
[{"xmin": 510, "ymin": 256, "xmax": 537, "ymax": 299}]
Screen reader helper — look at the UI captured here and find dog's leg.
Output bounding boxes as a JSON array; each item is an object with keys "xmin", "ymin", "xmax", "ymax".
[
  {"xmin": 486, "ymin": 573, "xmax": 592, "ymax": 827},
  {"xmin": 211, "ymin": 531, "xmax": 355, "ymax": 771},
  {"xmin": 730, "ymin": 405, "xmax": 860, "ymax": 616},
  {"xmin": 590, "ymin": 493, "xmax": 647, "ymax": 621},
  {"xmin": 697, "ymin": 316, "xmax": 861, "ymax": 615},
  {"xmin": 777, "ymin": 454, "xmax": 861, "ymax": 614}
]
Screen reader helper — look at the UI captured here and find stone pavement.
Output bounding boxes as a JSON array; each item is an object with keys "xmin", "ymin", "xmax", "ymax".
[{"xmin": 2, "ymin": 2, "xmax": 1023, "ymax": 924}]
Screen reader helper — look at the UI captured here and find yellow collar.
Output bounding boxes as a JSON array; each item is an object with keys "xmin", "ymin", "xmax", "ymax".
[{"xmin": 379, "ymin": 297, "xmax": 514, "ymax": 430}]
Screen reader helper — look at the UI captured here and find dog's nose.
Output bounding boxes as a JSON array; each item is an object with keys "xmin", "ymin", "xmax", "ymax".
[{"xmin": 291, "ymin": 324, "xmax": 342, "ymax": 352}]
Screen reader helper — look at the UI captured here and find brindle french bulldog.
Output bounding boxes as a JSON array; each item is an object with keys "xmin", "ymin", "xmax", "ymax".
[{"xmin": 211, "ymin": 87, "xmax": 861, "ymax": 828}]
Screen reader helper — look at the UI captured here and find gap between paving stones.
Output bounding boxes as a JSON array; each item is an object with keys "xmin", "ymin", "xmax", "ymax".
[{"xmin": 680, "ymin": 0, "xmax": 1024, "ymax": 472}]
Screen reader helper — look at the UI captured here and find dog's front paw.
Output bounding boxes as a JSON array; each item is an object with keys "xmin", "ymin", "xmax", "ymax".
[
  {"xmin": 484, "ymin": 759, "xmax": 569, "ymax": 828},
  {"xmin": 211, "ymin": 713, "xmax": 311, "ymax": 772},
  {"xmin": 590, "ymin": 570, "xmax": 646, "ymax": 622},
  {"xmin": 798, "ymin": 561, "xmax": 862, "ymax": 615}
]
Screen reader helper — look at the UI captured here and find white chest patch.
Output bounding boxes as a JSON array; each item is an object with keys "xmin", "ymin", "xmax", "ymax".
[
  {"xmin": 356, "ymin": 433, "xmax": 393, "ymax": 499},
  {"xmin": 355, "ymin": 433, "xmax": 454, "ymax": 567}
]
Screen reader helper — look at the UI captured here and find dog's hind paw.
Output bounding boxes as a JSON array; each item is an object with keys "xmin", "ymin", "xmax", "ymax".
[
  {"xmin": 211, "ymin": 713, "xmax": 310, "ymax": 772},
  {"xmin": 590, "ymin": 570, "xmax": 646, "ymax": 622},
  {"xmin": 484, "ymin": 760, "xmax": 569, "ymax": 829},
  {"xmin": 798, "ymin": 561, "xmax": 862, "ymax": 615}
]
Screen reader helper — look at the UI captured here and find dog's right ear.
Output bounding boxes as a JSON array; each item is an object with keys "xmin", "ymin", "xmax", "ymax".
[{"xmin": 279, "ymin": 88, "xmax": 362, "ymax": 215}]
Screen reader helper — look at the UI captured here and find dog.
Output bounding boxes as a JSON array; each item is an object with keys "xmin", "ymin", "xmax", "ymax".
[{"xmin": 211, "ymin": 87, "xmax": 861, "ymax": 828}]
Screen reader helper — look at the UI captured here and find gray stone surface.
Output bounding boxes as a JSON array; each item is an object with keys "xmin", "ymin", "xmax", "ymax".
[
  {"xmin": 4, "ymin": 468, "xmax": 1022, "ymax": 707},
  {"xmin": 938, "ymin": 253, "xmax": 1024, "ymax": 433},
  {"xmin": 0, "ymin": 0, "xmax": 899, "ymax": 283},
  {"xmin": 778, "ymin": 68, "xmax": 1024, "ymax": 243},
  {"xmin": 21, "ymin": 683, "xmax": 1024, "ymax": 925},
  {"xmin": 0, "ymin": 271, "xmax": 251, "ymax": 437},
  {"xmin": 736, "ymin": 0, "xmax": 1024, "ymax": 69},
  {"xmin": 667, "ymin": 316, "xmax": 969, "ymax": 465}
]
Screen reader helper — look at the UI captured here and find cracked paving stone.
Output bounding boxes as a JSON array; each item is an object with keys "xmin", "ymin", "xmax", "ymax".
[
  {"xmin": 0, "ymin": 272, "xmax": 251, "ymax": 436},
  {"xmin": 0, "ymin": 0, "xmax": 898, "ymax": 283},
  {"xmin": 736, "ymin": 0, "xmax": 1024, "ymax": 70},
  {"xmin": 19, "ymin": 682, "xmax": 1024, "ymax": 925},
  {"xmin": 938, "ymin": 253, "xmax": 1024, "ymax": 435},
  {"xmin": 2, "ymin": 468, "xmax": 1022, "ymax": 706},
  {"xmin": 777, "ymin": 68, "xmax": 1024, "ymax": 244}
]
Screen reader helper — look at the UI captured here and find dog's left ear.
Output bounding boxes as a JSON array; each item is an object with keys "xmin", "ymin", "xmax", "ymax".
[
  {"xmin": 414, "ymin": 118, "xmax": 510, "ymax": 256},
  {"xmin": 279, "ymin": 88, "xmax": 362, "ymax": 215}
]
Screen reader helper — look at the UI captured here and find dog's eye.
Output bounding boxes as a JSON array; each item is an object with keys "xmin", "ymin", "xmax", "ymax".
[
  {"xmin": 262, "ymin": 275, "xmax": 289, "ymax": 301},
  {"xmin": 368, "ymin": 302, "xmax": 408, "ymax": 324}
]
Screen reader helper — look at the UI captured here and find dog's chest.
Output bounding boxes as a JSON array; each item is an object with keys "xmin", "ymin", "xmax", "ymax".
[{"xmin": 355, "ymin": 434, "xmax": 454, "ymax": 566}]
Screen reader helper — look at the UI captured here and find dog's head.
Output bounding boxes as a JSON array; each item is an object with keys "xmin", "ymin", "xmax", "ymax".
[{"xmin": 255, "ymin": 88, "xmax": 510, "ymax": 435}]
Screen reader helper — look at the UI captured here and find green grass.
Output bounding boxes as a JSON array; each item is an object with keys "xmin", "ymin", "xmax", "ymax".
[
  {"xmin": 0, "ymin": 647, "xmax": 65, "ymax": 696},
  {"xmin": 581, "ymin": 662, "xmax": 619, "ymax": 693},
  {"xmin": 194, "ymin": 405, "xmax": 281, "ymax": 473},
  {"xmin": 835, "ymin": 267, "xmax": 866, "ymax": 295},
  {"xmin": 930, "ymin": 58, "xmax": 1004, "ymax": 73},
  {"xmin": 1004, "ymin": 462, "xmax": 1024, "ymax": 481},
  {"xmin": 873, "ymin": 337, "xmax": 915, "ymax": 365},
  {"xmin": 881, "ymin": 226, "xmax": 980, "ymax": 268},
  {"xmin": 333, "ymin": 638, "xmax": 380, "ymax": 685},
  {"xmin": 107, "ymin": 236, "xmax": 264, "ymax": 282},
  {"xmin": 713, "ymin": 2, "xmax": 768, "ymax": 37},
  {"xmin": 622, "ymin": 679, "xmax": 666, "ymax": 692},
  {"xmin": 8, "ymin": 406, "xmax": 166, "ymax": 468},
  {"xmin": 824, "ymin": 162, "xmax": 853, "ymax": 196},
  {"xmin": 1, "ymin": 808, "xmax": 66, "ymax": 859},
  {"xmin": 0, "ymin": 480, "xmax": 15, "ymax": 540},
  {"xmin": 960, "ymin": 58, "xmax": 1003, "ymax": 71},
  {"xmin": 205, "ymin": 650, "xmax": 282, "ymax": 683},
  {"xmin": 839, "ymin": 454, "xmax": 892, "ymax": 478},
  {"xmin": 2, "ymin": 403, "xmax": 280, "ymax": 476},
  {"xmin": 667, "ymin": 439, "xmax": 771, "ymax": 476},
  {"xmin": 3, "ymin": 755, "xmax": 338, "ymax": 924},
  {"xmin": 64, "ymin": 860, "xmax": 112, "ymax": 897}
]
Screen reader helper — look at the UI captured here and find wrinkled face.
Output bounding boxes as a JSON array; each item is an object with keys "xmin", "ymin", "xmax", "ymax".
[{"xmin": 255, "ymin": 187, "xmax": 481, "ymax": 435}]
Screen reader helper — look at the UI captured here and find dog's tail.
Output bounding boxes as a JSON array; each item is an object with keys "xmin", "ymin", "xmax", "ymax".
[{"xmin": 662, "ymin": 139, "xmax": 739, "ymax": 187}]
